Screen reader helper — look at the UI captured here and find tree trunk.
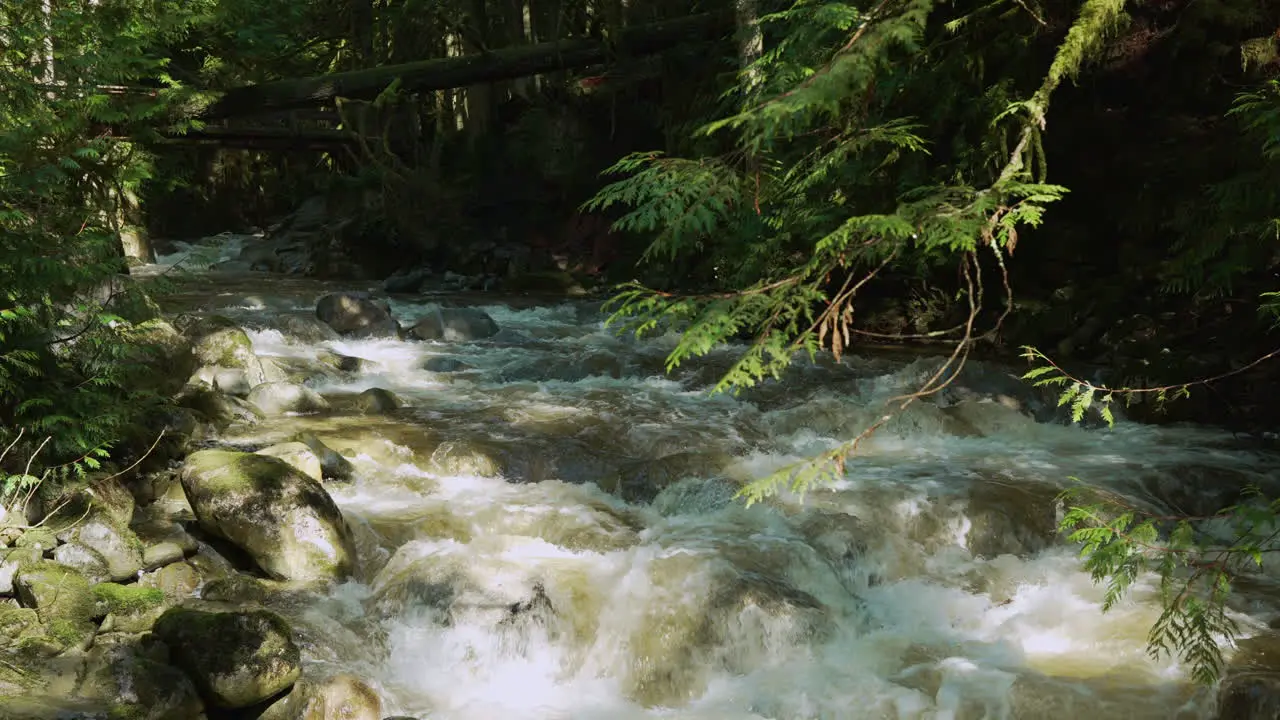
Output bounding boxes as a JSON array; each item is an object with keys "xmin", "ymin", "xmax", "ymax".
[{"xmin": 200, "ymin": 11, "xmax": 734, "ymax": 119}]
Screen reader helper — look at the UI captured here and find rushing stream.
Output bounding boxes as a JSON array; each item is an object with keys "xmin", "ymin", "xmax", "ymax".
[{"xmin": 141, "ymin": 236, "xmax": 1280, "ymax": 719}]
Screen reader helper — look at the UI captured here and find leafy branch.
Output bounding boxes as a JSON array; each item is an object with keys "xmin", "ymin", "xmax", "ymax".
[{"xmin": 1058, "ymin": 483, "xmax": 1280, "ymax": 684}]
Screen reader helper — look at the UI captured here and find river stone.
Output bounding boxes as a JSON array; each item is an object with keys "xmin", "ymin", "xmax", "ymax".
[
  {"xmin": 189, "ymin": 365, "xmax": 254, "ymax": 396},
  {"xmin": 407, "ymin": 306, "xmax": 498, "ymax": 342},
  {"xmin": 293, "ymin": 433, "xmax": 356, "ymax": 482},
  {"xmin": 275, "ymin": 314, "xmax": 341, "ymax": 343},
  {"xmin": 132, "ymin": 515, "xmax": 198, "ymax": 571},
  {"xmin": 248, "ymin": 382, "xmax": 331, "ymax": 416},
  {"xmin": 139, "ymin": 561, "xmax": 203, "ymax": 601},
  {"xmin": 0, "ymin": 547, "xmax": 41, "ymax": 595},
  {"xmin": 153, "ymin": 606, "xmax": 301, "ymax": 709},
  {"xmin": 192, "ymin": 323, "xmax": 266, "ymax": 384},
  {"xmin": 257, "ymin": 442, "xmax": 324, "ymax": 482},
  {"xmin": 355, "ymin": 388, "xmax": 400, "ymax": 415},
  {"xmin": 181, "ymin": 450, "xmax": 356, "ymax": 583},
  {"xmin": 14, "ymin": 527, "xmax": 57, "ymax": 553},
  {"xmin": 316, "ymin": 292, "xmax": 400, "ymax": 338},
  {"xmin": 260, "ymin": 672, "xmax": 382, "ymax": 720},
  {"xmin": 50, "ymin": 543, "xmax": 111, "ymax": 584},
  {"xmin": 57, "ymin": 518, "xmax": 144, "ymax": 583},
  {"xmin": 77, "ymin": 633, "xmax": 205, "ymax": 719},
  {"xmin": 318, "ymin": 351, "xmax": 364, "ymax": 373}
]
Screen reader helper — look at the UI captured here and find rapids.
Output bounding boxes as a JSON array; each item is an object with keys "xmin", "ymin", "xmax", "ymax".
[{"xmin": 140, "ymin": 236, "xmax": 1280, "ymax": 719}]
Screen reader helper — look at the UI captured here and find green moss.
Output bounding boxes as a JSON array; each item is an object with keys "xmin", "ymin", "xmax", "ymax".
[
  {"xmin": 44, "ymin": 618, "xmax": 87, "ymax": 646},
  {"xmin": 92, "ymin": 583, "xmax": 164, "ymax": 614}
]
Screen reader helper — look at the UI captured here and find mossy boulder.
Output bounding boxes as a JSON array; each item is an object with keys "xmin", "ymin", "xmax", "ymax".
[
  {"xmin": 12, "ymin": 562, "xmax": 97, "ymax": 653},
  {"xmin": 191, "ymin": 322, "xmax": 264, "ymax": 383},
  {"xmin": 94, "ymin": 582, "xmax": 168, "ymax": 634},
  {"xmin": 180, "ymin": 450, "xmax": 356, "ymax": 583},
  {"xmin": 153, "ymin": 606, "xmax": 301, "ymax": 709}
]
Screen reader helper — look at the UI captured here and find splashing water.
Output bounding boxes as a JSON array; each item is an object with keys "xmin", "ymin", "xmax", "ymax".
[{"xmin": 150, "ymin": 257, "xmax": 1280, "ymax": 720}]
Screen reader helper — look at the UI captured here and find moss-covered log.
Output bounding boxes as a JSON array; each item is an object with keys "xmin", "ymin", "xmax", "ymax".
[{"xmin": 201, "ymin": 11, "xmax": 733, "ymax": 120}]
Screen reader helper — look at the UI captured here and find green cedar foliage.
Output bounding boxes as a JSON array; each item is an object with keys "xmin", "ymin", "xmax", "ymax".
[
  {"xmin": 1022, "ymin": 78, "xmax": 1280, "ymax": 685},
  {"xmin": 0, "ymin": 0, "xmax": 201, "ymax": 503},
  {"xmin": 585, "ymin": 0, "xmax": 1122, "ymax": 501}
]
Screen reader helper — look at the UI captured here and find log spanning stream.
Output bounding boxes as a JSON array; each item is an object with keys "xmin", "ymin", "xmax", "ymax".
[{"xmin": 142, "ymin": 235, "xmax": 1280, "ymax": 719}]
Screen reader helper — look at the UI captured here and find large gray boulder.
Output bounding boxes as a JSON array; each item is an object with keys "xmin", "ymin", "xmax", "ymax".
[
  {"xmin": 315, "ymin": 292, "xmax": 400, "ymax": 338},
  {"xmin": 180, "ymin": 450, "xmax": 356, "ymax": 583},
  {"xmin": 407, "ymin": 306, "xmax": 498, "ymax": 342}
]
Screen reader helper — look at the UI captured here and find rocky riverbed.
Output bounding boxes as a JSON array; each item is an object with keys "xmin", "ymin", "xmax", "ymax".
[{"xmin": 2, "ymin": 235, "xmax": 1280, "ymax": 719}]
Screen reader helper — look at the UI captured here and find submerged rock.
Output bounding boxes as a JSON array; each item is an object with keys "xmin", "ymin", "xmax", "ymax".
[
  {"xmin": 181, "ymin": 450, "xmax": 357, "ymax": 583},
  {"xmin": 407, "ymin": 306, "xmax": 499, "ymax": 342},
  {"xmin": 154, "ymin": 606, "xmax": 301, "ymax": 709},
  {"xmin": 316, "ymin": 292, "xmax": 400, "ymax": 338},
  {"xmin": 355, "ymin": 388, "xmax": 400, "ymax": 415},
  {"xmin": 247, "ymin": 381, "xmax": 331, "ymax": 416}
]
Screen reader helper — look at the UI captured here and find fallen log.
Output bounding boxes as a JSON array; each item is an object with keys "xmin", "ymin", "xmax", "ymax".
[{"xmin": 200, "ymin": 11, "xmax": 733, "ymax": 120}]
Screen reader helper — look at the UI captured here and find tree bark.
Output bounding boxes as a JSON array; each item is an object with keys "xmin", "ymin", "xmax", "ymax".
[{"xmin": 200, "ymin": 11, "xmax": 733, "ymax": 120}]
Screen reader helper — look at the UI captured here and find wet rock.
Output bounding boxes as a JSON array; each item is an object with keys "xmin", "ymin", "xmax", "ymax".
[
  {"xmin": 260, "ymin": 672, "xmax": 383, "ymax": 720},
  {"xmin": 188, "ymin": 365, "xmax": 255, "ymax": 396},
  {"xmin": 181, "ymin": 450, "xmax": 357, "ymax": 583},
  {"xmin": 178, "ymin": 385, "xmax": 266, "ymax": 428},
  {"xmin": 293, "ymin": 433, "xmax": 356, "ymax": 482},
  {"xmin": 318, "ymin": 351, "xmax": 364, "ymax": 373},
  {"xmin": 316, "ymin": 292, "xmax": 400, "ymax": 338},
  {"xmin": 274, "ymin": 314, "xmax": 342, "ymax": 344},
  {"xmin": 248, "ymin": 381, "xmax": 331, "ymax": 416},
  {"xmin": 154, "ymin": 606, "xmax": 301, "ymax": 709},
  {"xmin": 422, "ymin": 356, "xmax": 472, "ymax": 373},
  {"xmin": 407, "ymin": 306, "xmax": 499, "ymax": 342},
  {"xmin": 257, "ymin": 441, "xmax": 325, "ymax": 482},
  {"xmin": 383, "ymin": 266, "xmax": 433, "ymax": 294},
  {"xmin": 355, "ymin": 388, "xmax": 400, "ymax": 415},
  {"xmin": 429, "ymin": 440, "xmax": 503, "ymax": 477},
  {"xmin": 1217, "ymin": 632, "xmax": 1280, "ymax": 719},
  {"xmin": 76, "ymin": 632, "xmax": 205, "ymax": 719},
  {"xmin": 964, "ymin": 479, "xmax": 1062, "ymax": 558}
]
